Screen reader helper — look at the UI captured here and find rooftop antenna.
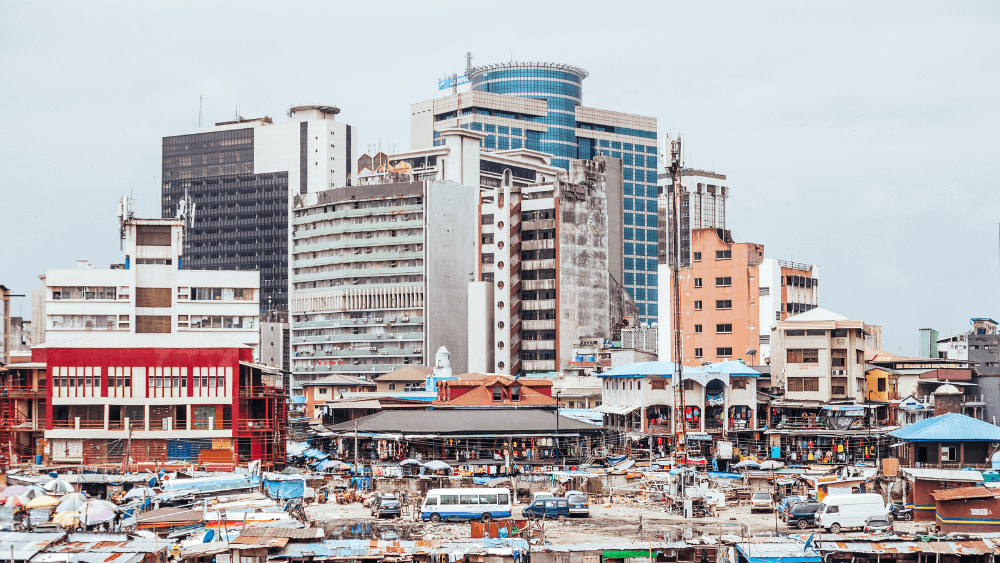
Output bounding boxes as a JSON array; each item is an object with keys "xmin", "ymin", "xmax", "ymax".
[
  {"xmin": 199, "ymin": 96, "xmax": 203, "ymax": 128},
  {"xmin": 465, "ymin": 52, "xmax": 473, "ymax": 75},
  {"xmin": 451, "ymin": 72, "xmax": 458, "ymax": 95}
]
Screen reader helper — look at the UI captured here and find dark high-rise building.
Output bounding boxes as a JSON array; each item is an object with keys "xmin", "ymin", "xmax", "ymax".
[{"xmin": 161, "ymin": 106, "xmax": 357, "ymax": 312}]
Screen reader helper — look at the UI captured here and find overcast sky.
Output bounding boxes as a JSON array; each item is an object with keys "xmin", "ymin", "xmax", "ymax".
[{"xmin": 2, "ymin": 1, "xmax": 997, "ymax": 355}]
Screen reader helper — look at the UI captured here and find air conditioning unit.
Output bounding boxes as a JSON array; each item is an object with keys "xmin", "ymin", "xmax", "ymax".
[
  {"xmin": 375, "ymin": 318, "xmax": 383, "ymax": 323},
  {"xmin": 352, "ymin": 318, "xmax": 358, "ymax": 323},
  {"xmin": 401, "ymin": 316, "xmax": 409, "ymax": 322},
  {"xmin": 369, "ymin": 346, "xmax": 378, "ymax": 351},
  {"xmin": 387, "ymin": 317, "xmax": 396, "ymax": 322},
  {"xmin": 379, "ymin": 351, "xmax": 388, "ymax": 355},
  {"xmin": 376, "ymin": 334, "xmax": 383, "ymax": 338},
  {"xmin": 363, "ymin": 318, "xmax": 370, "ymax": 323}
]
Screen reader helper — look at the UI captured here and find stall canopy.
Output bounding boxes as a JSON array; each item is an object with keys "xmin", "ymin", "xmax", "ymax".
[
  {"xmin": 736, "ymin": 541, "xmax": 821, "ymax": 563},
  {"xmin": 593, "ymin": 404, "xmax": 640, "ymax": 415}
]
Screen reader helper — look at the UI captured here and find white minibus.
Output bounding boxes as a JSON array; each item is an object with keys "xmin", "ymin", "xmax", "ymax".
[
  {"xmin": 421, "ymin": 487, "xmax": 512, "ymax": 522},
  {"xmin": 816, "ymin": 493, "xmax": 886, "ymax": 533}
]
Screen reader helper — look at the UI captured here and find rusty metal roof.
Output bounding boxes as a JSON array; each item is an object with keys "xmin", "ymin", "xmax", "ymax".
[
  {"xmin": 931, "ymin": 486, "xmax": 997, "ymax": 501},
  {"xmin": 240, "ymin": 527, "xmax": 324, "ymax": 539},
  {"xmin": 823, "ymin": 539, "xmax": 1000, "ymax": 555},
  {"xmin": 230, "ymin": 536, "xmax": 289, "ymax": 548}
]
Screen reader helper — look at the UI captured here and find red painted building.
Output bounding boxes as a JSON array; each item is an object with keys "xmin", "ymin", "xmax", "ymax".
[
  {"xmin": 436, "ymin": 374, "xmax": 554, "ymax": 406},
  {"xmin": 36, "ymin": 333, "xmax": 286, "ymax": 469}
]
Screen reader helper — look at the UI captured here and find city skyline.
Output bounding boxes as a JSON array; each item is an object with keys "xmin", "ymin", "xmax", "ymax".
[{"xmin": 2, "ymin": 2, "xmax": 998, "ymax": 356}]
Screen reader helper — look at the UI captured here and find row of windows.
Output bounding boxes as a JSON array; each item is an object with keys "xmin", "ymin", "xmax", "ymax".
[
  {"xmin": 625, "ymin": 198, "xmax": 658, "ymax": 212},
  {"xmin": 477, "ymin": 80, "xmax": 583, "ymax": 100},
  {"xmin": 624, "ymin": 227, "xmax": 658, "ymax": 242},
  {"xmin": 624, "ymin": 168, "xmax": 658, "ymax": 183},
  {"xmin": 624, "ymin": 184, "xmax": 659, "ymax": 197},
  {"xmin": 624, "ymin": 243, "xmax": 658, "ymax": 257},
  {"xmin": 624, "ymin": 213, "xmax": 659, "ymax": 227},
  {"xmin": 51, "ymin": 286, "xmax": 118, "ymax": 300},
  {"xmin": 51, "ymin": 366, "xmax": 230, "ymax": 389},
  {"xmin": 624, "ymin": 258, "xmax": 658, "ymax": 272},
  {"xmin": 622, "ymin": 154, "xmax": 659, "ymax": 168},
  {"xmin": 623, "ymin": 273, "xmax": 658, "ymax": 286},
  {"xmin": 693, "ymin": 347, "xmax": 733, "ymax": 358},
  {"xmin": 581, "ymin": 124, "xmax": 657, "ymax": 140},
  {"xmin": 474, "ymin": 68, "xmax": 584, "ymax": 84},
  {"xmin": 629, "ymin": 288, "xmax": 658, "ymax": 301}
]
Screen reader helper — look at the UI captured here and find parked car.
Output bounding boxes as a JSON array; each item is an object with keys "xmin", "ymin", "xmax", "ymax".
[
  {"xmin": 522, "ymin": 498, "xmax": 569, "ymax": 521},
  {"xmin": 750, "ymin": 491, "xmax": 774, "ymax": 513},
  {"xmin": 864, "ymin": 516, "xmax": 893, "ymax": 534},
  {"xmin": 786, "ymin": 501, "xmax": 822, "ymax": 529},
  {"xmin": 566, "ymin": 492, "xmax": 589, "ymax": 517},
  {"xmin": 778, "ymin": 496, "xmax": 807, "ymax": 520},
  {"xmin": 816, "ymin": 493, "xmax": 887, "ymax": 534},
  {"xmin": 370, "ymin": 494, "xmax": 401, "ymax": 519},
  {"xmin": 531, "ymin": 492, "xmax": 556, "ymax": 503}
]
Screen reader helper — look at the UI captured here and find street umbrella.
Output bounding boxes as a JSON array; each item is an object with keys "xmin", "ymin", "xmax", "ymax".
[
  {"xmin": 124, "ymin": 487, "xmax": 157, "ymax": 500},
  {"xmin": 27, "ymin": 495, "xmax": 60, "ymax": 508},
  {"xmin": 80, "ymin": 500, "xmax": 117, "ymax": 526},
  {"xmin": 43, "ymin": 480, "xmax": 75, "ymax": 494},
  {"xmin": 60, "ymin": 492, "xmax": 88, "ymax": 503},
  {"xmin": 1, "ymin": 486, "xmax": 27, "ymax": 499},
  {"xmin": 759, "ymin": 460, "xmax": 784, "ymax": 471},
  {"xmin": 56, "ymin": 498, "xmax": 86, "ymax": 513},
  {"xmin": 733, "ymin": 460, "xmax": 760, "ymax": 469},
  {"xmin": 21, "ymin": 486, "xmax": 47, "ymax": 500},
  {"xmin": 398, "ymin": 459, "xmax": 422, "ymax": 466},
  {"xmin": 422, "ymin": 460, "xmax": 451, "ymax": 471},
  {"xmin": 4, "ymin": 495, "xmax": 26, "ymax": 508},
  {"xmin": 279, "ymin": 467, "xmax": 303, "ymax": 475},
  {"xmin": 52, "ymin": 511, "xmax": 80, "ymax": 528}
]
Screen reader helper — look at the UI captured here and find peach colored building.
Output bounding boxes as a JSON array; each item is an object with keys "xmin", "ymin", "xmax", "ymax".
[
  {"xmin": 665, "ymin": 228, "xmax": 763, "ymax": 366},
  {"xmin": 303, "ymin": 374, "xmax": 376, "ymax": 417}
]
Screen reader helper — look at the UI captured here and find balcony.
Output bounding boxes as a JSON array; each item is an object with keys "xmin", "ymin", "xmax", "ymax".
[
  {"xmin": 237, "ymin": 419, "xmax": 275, "ymax": 431},
  {"xmin": 0, "ymin": 386, "xmax": 45, "ymax": 398}
]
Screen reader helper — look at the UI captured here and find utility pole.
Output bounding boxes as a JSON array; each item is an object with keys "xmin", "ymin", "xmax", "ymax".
[
  {"xmin": 122, "ymin": 426, "xmax": 133, "ymax": 474},
  {"xmin": 354, "ymin": 421, "xmax": 359, "ymax": 471},
  {"xmin": 669, "ymin": 134, "xmax": 687, "ymax": 467}
]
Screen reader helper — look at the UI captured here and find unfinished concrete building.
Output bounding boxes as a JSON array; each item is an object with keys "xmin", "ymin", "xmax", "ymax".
[{"xmin": 473, "ymin": 156, "xmax": 637, "ymax": 375}]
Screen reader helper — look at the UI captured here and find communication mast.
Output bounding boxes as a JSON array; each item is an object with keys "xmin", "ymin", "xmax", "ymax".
[
  {"xmin": 668, "ymin": 134, "xmax": 687, "ymax": 465},
  {"xmin": 176, "ymin": 189, "xmax": 196, "ymax": 241},
  {"xmin": 117, "ymin": 195, "xmax": 134, "ymax": 250}
]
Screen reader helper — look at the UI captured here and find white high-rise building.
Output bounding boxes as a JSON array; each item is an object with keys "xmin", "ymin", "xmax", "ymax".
[{"xmin": 36, "ymin": 212, "xmax": 260, "ymax": 356}]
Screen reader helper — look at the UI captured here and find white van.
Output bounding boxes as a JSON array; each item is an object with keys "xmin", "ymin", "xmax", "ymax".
[{"xmin": 816, "ymin": 493, "xmax": 886, "ymax": 534}]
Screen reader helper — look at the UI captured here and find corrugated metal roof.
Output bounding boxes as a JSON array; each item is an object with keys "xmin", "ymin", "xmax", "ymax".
[
  {"xmin": 230, "ymin": 536, "xmax": 288, "ymax": 548},
  {"xmin": 302, "ymin": 373, "xmax": 376, "ymax": 387},
  {"xmin": 931, "ymin": 486, "xmax": 997, "ymax": 500},
  {"xmin": 33, "ymin": 552, "xmax": 146, "ymax": 563},
  {"xmin": 900, "ymin": 467, "xmax": 984, "ymax": 482},
  {"xmin": 891, "ymin": 413, "xmax": 1000, "ymax": 442},
  {"xmin": 823, "ymin": 540, "xmax": 999, "ymax": 555},
  {"xmin": 326, "ymin": 408, "xmax": 600, "ymax": 434},
  {"xmin": 240, "ymin": 528, "xmax": 324, "ymax": 539}
]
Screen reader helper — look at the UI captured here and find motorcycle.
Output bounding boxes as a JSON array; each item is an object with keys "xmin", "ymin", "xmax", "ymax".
[{"xmin": 888, "ymin": 501, "xmax": 913, "ymax": 522}]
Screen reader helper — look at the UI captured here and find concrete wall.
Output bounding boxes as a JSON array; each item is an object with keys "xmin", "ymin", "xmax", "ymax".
[
  {"xmin": 557, "ymin": 181, "xmax": 610, "ymax": 373},
  {"xmin": 425, "ymin": 180, "xmax": 478, "ymax": 374},
  {"xmin": 467, "ymin": 282, "xmax": 494, "ymax": 373}
]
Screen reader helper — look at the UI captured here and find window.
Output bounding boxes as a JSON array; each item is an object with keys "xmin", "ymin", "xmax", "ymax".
[
  {"xmin": 759, "ymin": 287, "xmax": 770, "ymax": 296},
  {"xmin": 832, "ymin": 349, "xmax": 847, "ymax": 367},
  {"xmin": 716, "ymin": 347, "xmax": 733, "ymax": 357},
  {"xmin": 715, "ymin": 250, "xmax": 731, "ymax": 260},
  {"xmin": 318, "ymin": 388, "xmax": 328, "ymax": 395},
  {"xmin": 694, "ymin": 301, "xmax": 703, "ymax": 310},
  {"xmin": 942, "ymin": 446, "xmax": 957, "ymax": 461},
  {"xmin": 693, "ymin": 252, "xmax": 702, "ymax": 261},
  {"xmin": 716, "ymin": 300, "xmax": 732, "ymax": 309},
  {"xmin": 785, "ymin": 329, "xmax": 806, "ymax": 336},
  {"xmin": 856, "ymin": 350, "xmax": 864, "ymax": 364},
  {"xmin": 878, "ymin": 379, "xmax": 886, "ymax": 392},
  {"xmin": 136, "ymin": 287, "xmax": 171, "ymax": 308},
  {"xmin": 806, "ymin": 329, "xmax": 826, "ymax": 336},
  {"xmin": 715, "ymin": 277, "xmax": 732, "ymax": 287},
  {"xmin": 388, "ymin": 383, "xmax": 396, "ymax": 391},
  {"xmin": 493, "ymin": 386, "xmax": 503, "ymax": 401},
  {"xmin": 788, "ymin": 377, "xmax": 820, "ymax": 392},
  {"xmin": 716, "ymin": 324, "xmax": 733, "ymax": 333},
  {"xmin": 511, "ymin": 385, "xmax": 520, "ymax": 401},
  {"xmin": 694, "ymin": 324, "xmax": 703, "ymax": 334},
  {"xmin": 787, "ymin": 349, "xmax": 819, "ymax": 363},
  {"xmin": 683, "ymin": 380, "xmax": 696, "ymax": 390},
  {"xmin": 694, "ymin": 348, "xmax": 703, "ymax": 358},
  {"xmin": 731, "ymin": 379, "xmax": 747, "ymax": 390},
  {"xmin": 832, "ymin": 329, "xmax": 848, "ymax": 337},
  {"xmin": 694, "ymin": 278, "xmax": 702, "ymax": 288},
  {"xmin": 136, "ymin": 224, "xmax": 172, "ymax": 246}
]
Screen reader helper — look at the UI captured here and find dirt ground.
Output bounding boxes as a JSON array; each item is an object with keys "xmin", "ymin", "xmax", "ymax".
[{"xmin": 305, "ymin": 497, "xmax": 926, "ymax": 544}]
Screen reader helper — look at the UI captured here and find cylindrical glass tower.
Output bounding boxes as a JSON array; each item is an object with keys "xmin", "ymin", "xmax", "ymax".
[{"xmin": 469, "ymin": 62, "xmax": 589, "ymax": 169}]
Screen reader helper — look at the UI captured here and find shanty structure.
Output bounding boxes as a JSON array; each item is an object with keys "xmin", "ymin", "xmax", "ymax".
[
  {"xmin": 890, "ymin": 413, "xmax": 1000, "ymax": 468},
  {"xmin": 899, "ymin": 467, "xmax": 985, "ymax": 522}
]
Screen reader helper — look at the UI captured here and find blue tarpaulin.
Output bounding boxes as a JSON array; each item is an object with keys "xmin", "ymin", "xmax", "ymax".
[
  {"xmin": 263, "ymin": 478, "xmax": 306, "ymax": 499},
  {"xmin": 302, "ymin": 448, "xmax": 329, "ymax": 460}
]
